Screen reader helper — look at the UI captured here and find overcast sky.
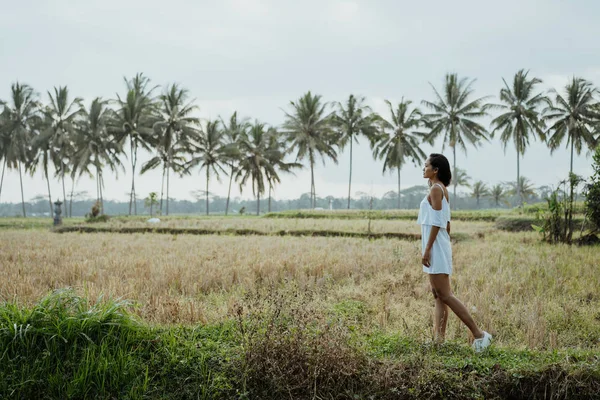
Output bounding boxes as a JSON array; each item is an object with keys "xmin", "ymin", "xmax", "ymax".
[{"xmin": 1, "ymin": 0, "xmax": 599, "ymax": 205}]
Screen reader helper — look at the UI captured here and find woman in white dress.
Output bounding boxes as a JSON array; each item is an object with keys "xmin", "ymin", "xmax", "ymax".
[{"xmin": 418, "ymin": 153, "xmax": 492, "ymax": 352}]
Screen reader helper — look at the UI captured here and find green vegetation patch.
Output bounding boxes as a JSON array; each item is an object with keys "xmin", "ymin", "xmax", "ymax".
[
  {"xmin": 496, "ymin": 215, "xmax": 590, "ymax": 232},
  {"xmin": 52, "ymin": 225, "xmax": 424, "ymax": 241},
  {"xmin": 2, "ymin": 290, "xmax": 599, "ymax": 399},
  {"xmin": 265, "ymin": 209, "xmax": 504, "ymax": 222}
]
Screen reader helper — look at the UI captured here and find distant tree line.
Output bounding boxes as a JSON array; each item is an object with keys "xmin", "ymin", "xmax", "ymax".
[
  {"xmin": 0, "ymin": 70, "xmax": 598, "ymax": 217},
  {"xmin": 1, "ymin": 178, "xmax": 584, "ymax": 217}
]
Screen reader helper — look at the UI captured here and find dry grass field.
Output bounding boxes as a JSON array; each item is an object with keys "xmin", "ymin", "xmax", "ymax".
[
  {"xmin": 82, "ymin": 215, "xmax": 494, "ymax": 235},
  {"xmin": 2, "ymin": 218, "xmax": 599, "ymax": 351}
]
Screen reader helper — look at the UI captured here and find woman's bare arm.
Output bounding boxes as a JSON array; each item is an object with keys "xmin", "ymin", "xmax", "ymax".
[{"xmin": 424, "ymin": 185, "xmax": 444, "ymax": 259}]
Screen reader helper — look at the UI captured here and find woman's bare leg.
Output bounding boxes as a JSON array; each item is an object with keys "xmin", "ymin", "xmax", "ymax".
[
  {"xmin": 431, "ymin": 288, "xmax": 448, "ymax": 342},
  {"xmin": 429, "ymin": 274, "xmax": 484, "ymax": 339}
]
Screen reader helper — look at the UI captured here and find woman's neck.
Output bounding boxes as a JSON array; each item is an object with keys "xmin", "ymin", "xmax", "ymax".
[{"xmin": 430, "ymin": 178, "xmax": 443, "ymax": 186}]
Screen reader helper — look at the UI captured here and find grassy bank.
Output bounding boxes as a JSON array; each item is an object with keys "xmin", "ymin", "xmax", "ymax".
[
  {"xmin": 1, "ymin": 290, "xmax": 599, "ymax": 399},
  {"xmin": 264, "ymin": 209, "xmax": 503, "ymax": 221}
]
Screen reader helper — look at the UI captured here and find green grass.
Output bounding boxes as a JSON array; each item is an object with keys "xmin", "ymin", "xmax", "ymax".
[
  {"xmin": 0, "ymin": 217, "xmax": 83, "ymax": 230},
  {"xmin": 2, "ymin": 290, "xmax": 599, "ymax": 399}
]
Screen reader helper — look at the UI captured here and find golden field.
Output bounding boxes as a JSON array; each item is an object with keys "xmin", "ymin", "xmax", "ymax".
[{"xmin": 1, "ymin": 217, "xmax": 599, "ymax": 351}]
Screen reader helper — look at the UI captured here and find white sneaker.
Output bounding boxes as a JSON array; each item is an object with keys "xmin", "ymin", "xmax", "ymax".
[{"xmin": 472, "ymin": 331, "xmax": 492, "ymax": 353}]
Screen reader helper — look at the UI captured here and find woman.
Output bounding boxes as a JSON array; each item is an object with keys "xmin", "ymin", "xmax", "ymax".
[{"xmin": 417, "ymin": 153, "xmax": 492, "ymax": 352}]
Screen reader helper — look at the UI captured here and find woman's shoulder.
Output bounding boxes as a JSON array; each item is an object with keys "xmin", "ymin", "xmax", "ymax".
[{"xmin": 429, "ymin": 183, "xmax": 445, "ymax": 197}]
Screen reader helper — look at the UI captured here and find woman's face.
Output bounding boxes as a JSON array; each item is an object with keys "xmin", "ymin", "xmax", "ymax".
[{"xmin": 423, "ymin": 158, "xmax": 437, "ymax": 180}]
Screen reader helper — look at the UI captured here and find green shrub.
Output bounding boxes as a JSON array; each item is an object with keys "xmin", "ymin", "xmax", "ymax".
[
  {"xmin": 532, "ymin": 174, "xmax": 586, "ymax": 244},
  {"xmin": 584, "ymin": 146, "xmax": 600, "ymax": 234},
  {"xmin": 2, "ymin": 290, "xmax": 600, "ymax": 399},
  {"xmin": 85, "ymin": 214, "xmax": 110, "ymax": 223}
]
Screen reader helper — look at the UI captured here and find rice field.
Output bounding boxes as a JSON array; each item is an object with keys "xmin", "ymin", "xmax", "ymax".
[{"xmin": 2, "ymin": 217, "xmax": 599, "ymax": 351}]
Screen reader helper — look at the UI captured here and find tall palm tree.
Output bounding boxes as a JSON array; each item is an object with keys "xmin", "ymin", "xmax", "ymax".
[
  {"xmin": 39, "ymin": 86, "xmax": 83, "ymax": 216},
  {"xmin": 331, "ymin": 94, "xmax": 380, "ymax": 209},
  {"xmin": 491, "ymin": 70, "xmax": 550, "ymax": 207},
  {"xmin": 422, "ymin": 73, "xmax": 491, "ymax": 203},
  {"xmin": 235, "ymin": 121, "xmax": 280, "ymax": 215},
  {"xmin": 283, "ymin": 91, "xmax": 337, "ymax": 209},
  {"xmin": 111, "ymin": 73, "xmax": 158, "ymax": 215},
  {"xmin": 142, "ymin": 84, "xmax": 199, "ymax": 215},
  {"xmin": 373, "ymin": 99, "xmax": 427, "ymax": 209},
  {"xmin": 264, "ymin": 128, "xmax": 303, "ymax": 212},
  {"xmin": 74, "ymin": 98, "xmax": 124, "ymax": 214},
  {"xmin": 490, "ymin": 184, "xmax": 508, "ymax": 207},
  {"xmin": 220, "ymin": 111, "xmax": 248, "ymax": 216},
  {"xmin": 544, "ymin": 77, "xmax": 598, "ymax": 175},
  {"xmin": 186, "ymin": 120, "xmax": 228, "ymax": 215},
  {"xmin": 471, "ymin": 181, "xmax": 490, "ymax": 208},
  {"xmin": 0, "ymin": 83, "xmax": 41, "ymax": 217}
]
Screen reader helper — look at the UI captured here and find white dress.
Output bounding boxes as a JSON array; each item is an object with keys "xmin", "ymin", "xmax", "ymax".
[{"xmin": 416, "ymin": 183, "xmax": 452, "ymax": 275}]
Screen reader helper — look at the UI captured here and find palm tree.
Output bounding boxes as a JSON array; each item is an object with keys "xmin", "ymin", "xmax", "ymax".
[
  {"xmin": 186, "ymin": 120, "xmax": 228, "ymax": 215},
  {"xmin": 331, "ymin": 95, "xmax": 380, "ymax": 209},
  {"xmin": 0, "ymin": 83, "xmax": 41, "ymax": 217},
  {"xmin": 544, "ymin": 77, "xmax": 598, "ymax": 175},
  {"xmin": 283, "ymin": 91, "xmax": 337, "ymax": 209},
  {"xmin": 471, "ymin": 180, "xmax": 490, "ymax": 208},
  {"xmin": 28, "ymin": 117, "xmax": 55, "ymax": 215},
  {"xmin": 111, "ymin": 73, "xmax": 158, "ymax": 215},
  {"xmin": 235, "ymin": 121, "xmax": 279, "ymax": 215},
  {"xmin": 507, "ymin": 176, "xmax": 536, "ymax": 203},
  {"xmin": 38, "ymin": 86, "xmax": 83, "ymax": 217},
  {"xmin": 490, "ymin": 184, "xmax": 508, "ymax": 207},
  {"xmin": 220, "ymin": 112, "xmax": 249, "ymax": 216},
  {"xmin": 142, "ymin": 84, "xmax": 199, "ymax": 215},
  {"xmin": 264, "ymin": 128, "xmax": 303, "ymax": 212},
  {"xmin": 422, "ymin": 73, "xmax": 491, "ymax": 203},
  {"xmin": 453, "ymin": 166, "xmax": 471, "ymax": 190},
  {"xmin": 491, "ymin": 70, "xmax": 550, "ymax": 207},
  {"xmin": 74, "ymin": 98, "xmax": 124, "ymax": 214},
  {"xmin": 537, "ymin": 185, "xmax": 553, "ymax": 201},
  {"xmin": 373, "ymin": 99, "xmax": 427, "ymax": 209}
]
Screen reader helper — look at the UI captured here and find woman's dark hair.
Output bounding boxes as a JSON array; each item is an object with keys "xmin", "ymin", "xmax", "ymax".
[{"xmin": 429, "ymin": 153, "xmax": 452, "ymax": 187}]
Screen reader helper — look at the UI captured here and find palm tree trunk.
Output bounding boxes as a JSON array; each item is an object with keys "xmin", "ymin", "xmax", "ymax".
[
  {"xmin": 45, "ymin": 164, "xmax": 53, "ymax": 216},
  {"xmin": 62, "ymin": 173, "xmax": 67, "ymax": 211},
  {"xmin": 310, "ymin": 167, "xmax": 315, "ymax": 209},
  {"xmin": 159, "ymin": 163, "xmax": 165, "ymax": 216},
  {"xmin": 347, "ymin": 139, "xmax": 353, "ymax": 209},
  {"xmin": 99, "ymin": 172, "xmax": 104, "ymax": 215},
  {"xmin": 268, "ymin": 185, "xmax": 272, "ymax": 213},
  {"xmin": 570, "ymin": 138, "xmax": 574, "ymax": 175},
  {"xmin": 397, "ymin": 165, "xmax": 401, "ymax": 209},
  {"xmin": 133, "ymin": 145, "xmax": 138, "ymax": 215},
  {"xmin": 309, "ymin": 150, "xmax": 315, "ymax": 209},
  {"xmin": 517, "ymin": 151, "xmax": 522, "ymax": 207},
  {"xmin": 166, "ymin": 162, "xmax": 170, "ymax": 216},
  {"xmin": 0, "ymin": 158, "xmax": 6, "ymax": 202},
  {"xmin": 18, "ymin": 161, "xmax": 26, "ymax": 218},
  {"xmin": 69, "ymin": 176, "xmax": 75, "ymax": 218},
  {"xmin": 225, "ymin": 165, "xmax": 234, "ymax": 216},
  {"xmin": 129, "ymin": 140, "xmax": 136, "ymax": 215},
  {"xmin": 452, "ymin": 146, "xmax": 457, "ymax": 206},
  {"xmin": 96, "ymin": 167, "xmax": 100, "ymax": 206},
  {"xmin": 256, "ymin": 192, "xmax": 260, "ymax": 216},
  {"xmin": 206, "ymin": 167, "xmax": 209, "ymax": 216}
]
